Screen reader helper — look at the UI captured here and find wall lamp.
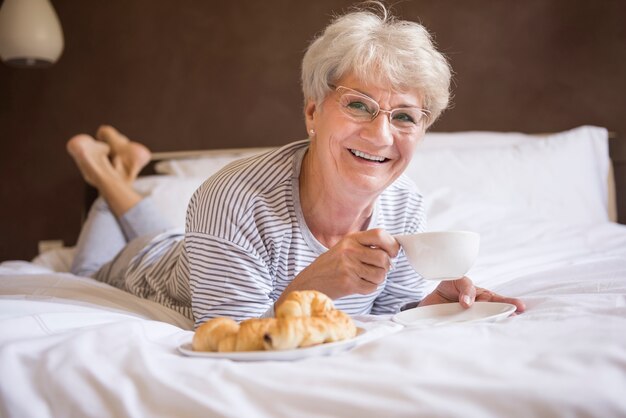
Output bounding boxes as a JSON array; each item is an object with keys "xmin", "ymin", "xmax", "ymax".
[{"xmin": 0, "ymin": 0, "xmax": 64, "ymax": 68}]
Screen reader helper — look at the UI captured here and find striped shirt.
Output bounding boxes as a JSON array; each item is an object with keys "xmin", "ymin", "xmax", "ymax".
[{"xmin": 184, "ymin": 140, "xmax": 427, "ymax": 326}]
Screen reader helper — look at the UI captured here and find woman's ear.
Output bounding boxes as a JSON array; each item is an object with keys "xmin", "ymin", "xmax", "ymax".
[{"xmin": 304, "ymin": 99, "xmax": 317, "ymax": 134}]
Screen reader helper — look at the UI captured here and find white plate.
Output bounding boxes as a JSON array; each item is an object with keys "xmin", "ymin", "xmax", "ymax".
[
  {"xmin": 392, "ymin": 302, "xmax": 516, "ymax": 327},
  {"xmin": 178, "ymin": 328, "xmax": 366, "ymax": 361}
]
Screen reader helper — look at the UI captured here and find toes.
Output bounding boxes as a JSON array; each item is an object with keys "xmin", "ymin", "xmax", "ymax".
[
  {"xmin": 96, "ymin": 125, "xmax": 129, "ymax": 147},
  {"xmin": 85, "ymin": 125, "xmax": 150, "ymax": 183},
  {"xmin": 65, "ymin": 134, "xmax": 112, "ymax": 187},
  {"xmin": 67, "ymin": 133, "xmax": 92, "ymax": 151},
  {"xmin": 66, "ymin": 134, "xmax": 105, "ymax": 158}
]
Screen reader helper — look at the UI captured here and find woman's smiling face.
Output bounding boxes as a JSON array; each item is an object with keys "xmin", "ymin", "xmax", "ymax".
[{"xmin": 305, "ymin": 73, "xmax": 426, "ymax": 199}]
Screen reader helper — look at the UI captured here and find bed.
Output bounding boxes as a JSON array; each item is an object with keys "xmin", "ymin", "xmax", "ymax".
[{"xmin": 2, "ymin": 125, "xmax": 626, "ymax": 417}]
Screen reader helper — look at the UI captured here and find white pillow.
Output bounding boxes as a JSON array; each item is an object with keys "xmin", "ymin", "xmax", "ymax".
[
  {"xmin": 154, "ymin": 147, "xmax": 273, "ymax": 178},
  {"xmin": 31, "ymin": 247, "xmax": 77, "ymax": 272},
  {"xmin": 405, "ymin": 125, "xmax": 610, "ymax": 232},
  {"xmin": 133, "ymin": 176, "xmax": 206, "ymax": 229},
  {"xmin": 136, "ymin": 125, "xmax": 610, "ymax": 233},
  {"xmin": 421, "ymin": 130, "xmax": 531, "ymax": 150}
]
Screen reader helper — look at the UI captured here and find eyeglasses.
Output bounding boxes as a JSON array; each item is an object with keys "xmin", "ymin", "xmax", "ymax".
[{"xmin": 332, "ymin": 85, "xmax": 429, "ymax": 134}]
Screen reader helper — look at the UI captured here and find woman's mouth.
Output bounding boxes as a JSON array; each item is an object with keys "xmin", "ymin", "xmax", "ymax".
[{"xmin": 349, "ymin": 149, "xmax": 388, "ymax": 163}]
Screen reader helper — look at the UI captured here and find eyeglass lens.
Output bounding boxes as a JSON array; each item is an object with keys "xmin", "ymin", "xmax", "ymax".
[{"xmin": 336, "ymin": 88, "xmax": 426, "ymax": 132}]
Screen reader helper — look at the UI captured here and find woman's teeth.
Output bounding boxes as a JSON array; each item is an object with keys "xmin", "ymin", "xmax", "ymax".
[{"xmin": 350, "ymin": 149, "xmax": 386, "ymax": 162}]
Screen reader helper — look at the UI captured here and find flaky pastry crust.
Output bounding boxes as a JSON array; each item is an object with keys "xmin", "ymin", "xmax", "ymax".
[{"xmin": 192, "ymin": 290, "xmax": 356, "ymax": 352}]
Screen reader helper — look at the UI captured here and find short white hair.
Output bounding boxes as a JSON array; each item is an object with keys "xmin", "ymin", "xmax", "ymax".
[{"xmin": 301, "ymin": 1, "xmax": 452, "ymax": 127}]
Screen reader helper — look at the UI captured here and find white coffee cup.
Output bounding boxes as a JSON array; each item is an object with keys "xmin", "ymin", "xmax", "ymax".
[{"xmin": 394, "ymin": 231, "xmax": 480, "ymax": 280}]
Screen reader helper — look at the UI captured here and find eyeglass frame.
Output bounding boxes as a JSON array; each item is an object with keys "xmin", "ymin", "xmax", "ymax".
[{"xmin": 329, "ymin": 84, "xmax": 430, "ymax": 132}]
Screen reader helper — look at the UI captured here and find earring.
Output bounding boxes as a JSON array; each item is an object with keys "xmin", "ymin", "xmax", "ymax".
[{"xmin": 309, "ymin": 129, "xmax": 315, "ymax": 136}]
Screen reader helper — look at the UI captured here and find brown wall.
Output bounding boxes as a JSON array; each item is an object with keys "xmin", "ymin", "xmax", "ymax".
[{"xmin": 1, "ymin": 0, "xmax": 625, "ymax": 261}]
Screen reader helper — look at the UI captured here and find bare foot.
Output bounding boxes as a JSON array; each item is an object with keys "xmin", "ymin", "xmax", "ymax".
[
  {"xmin": 67, "ymin": 133, "xmax": 144, "ymax": 218},
  {"xmin": 96, "ymin": 125, "xmax": 151, "ymax": 183},
  {"xmin": 66, "ymin": 134, "xmax": 115, "ymax": 187}
]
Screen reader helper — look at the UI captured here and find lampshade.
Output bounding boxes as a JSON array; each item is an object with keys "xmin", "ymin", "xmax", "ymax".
[{"xmin": 0, "ymin": 0, "xmax": 64, "ymax": 68}]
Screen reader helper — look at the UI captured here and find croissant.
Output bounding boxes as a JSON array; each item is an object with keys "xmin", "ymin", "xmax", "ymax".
[
  {"xmin": 263, "ymin": 309, "xmax": 357, "ymax": 351},
  {"xmin": 228, "ymin": 318, "xmax": 277, "ymax": 352},
  {"xmin": 275, "ymin": 290, "xmax": 334, "ymax": 318},
  {"xmin": 192, "ymin": 317, "xmax": 239, "ymax": 352},
  {"xmin": 192, "ymin": 290, "xmax": 356, "ymax": 353}
]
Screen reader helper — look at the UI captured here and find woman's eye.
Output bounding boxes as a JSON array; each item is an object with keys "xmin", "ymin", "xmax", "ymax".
[
  {"xmin": 392, "ymin": 112, "xmax": 416, "ymax": 124},
  {"xmin": 346, "ymin": 100, "xmax": 372, "ymax": 113}
]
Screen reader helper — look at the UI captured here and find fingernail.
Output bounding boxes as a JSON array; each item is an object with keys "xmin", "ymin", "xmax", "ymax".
[{"xmin": 462, "ymin": 295, "xmax": 471, "ymax": 305}]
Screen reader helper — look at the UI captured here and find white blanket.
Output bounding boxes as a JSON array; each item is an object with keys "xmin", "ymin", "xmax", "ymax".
[{"xmin": 2, "ymin": 221, "xmax": 626, "ymax": 418}]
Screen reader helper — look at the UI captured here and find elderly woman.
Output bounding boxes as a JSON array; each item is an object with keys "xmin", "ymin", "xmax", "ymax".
[{"xmin": 67, "ymin": 2, "xmax": 525, "ymax": 328}]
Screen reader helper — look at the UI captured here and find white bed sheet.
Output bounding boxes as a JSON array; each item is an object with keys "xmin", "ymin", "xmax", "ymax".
[{"xmin": 2, "ymin": 221, "xmax": 626, "ymax": 418}]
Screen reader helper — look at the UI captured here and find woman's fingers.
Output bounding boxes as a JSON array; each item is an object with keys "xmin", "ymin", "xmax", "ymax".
[
  {"xmin": 453, "ymin": 277, "xmax": 476, "ymax": 307},
  {"xmin": 355, "ymin": 257, "xmax": 388, "ymax": 290},
  {"xmin": 475, "ymin": 288, "xmax": 526, "ymax": 313},
  {"xmin": 290, "ymin": 229, "xmax": 399, "ymax": 299},
  {"xmin": 355, "ymin": 228, "xmax": 400, "ymax": 259},
  {"xmin": 334, "ymin": 230, "xmax": 398, "ymax": 294}
]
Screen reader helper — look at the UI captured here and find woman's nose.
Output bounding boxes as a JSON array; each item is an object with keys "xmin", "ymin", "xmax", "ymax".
[{"xmin": 361, "ymin": 112, "xmax": 394, "ymax": 145}]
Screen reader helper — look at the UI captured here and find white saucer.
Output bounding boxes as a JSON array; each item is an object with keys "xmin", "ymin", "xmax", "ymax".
[
  {"xmin": 392, "ymin": 302, "xmax": 516, "ymax": 327},
  {"xmin": 178, "ymin": 328, "xmax": 366, "ymax": 361}
]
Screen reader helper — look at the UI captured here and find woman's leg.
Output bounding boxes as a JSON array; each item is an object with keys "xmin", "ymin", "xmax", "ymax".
[
  {"xmin": 67, "ymin": 126, "xmax": 171, "ymax": 277},
  {"xmin": 70, "ymin": 197, "xmax": 127, "ymax": 277},
  {"xmin": 67, "ymin": 126, "xmax": 149, "ymax": 218}
]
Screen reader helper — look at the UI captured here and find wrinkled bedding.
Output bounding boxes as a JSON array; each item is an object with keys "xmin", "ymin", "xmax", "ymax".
[{"xmin": 2, "ymin": 221, "xmax": 626, "ymax": 418}]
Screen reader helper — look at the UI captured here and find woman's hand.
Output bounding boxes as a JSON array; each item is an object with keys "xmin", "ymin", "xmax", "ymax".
[
  {"xmin": 419, "ymin": 276, "xmax": 526, "ymax": 313},
  {"xmin": 277, "ymin": 228, "xmax": 399, "ymax": 306}
]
